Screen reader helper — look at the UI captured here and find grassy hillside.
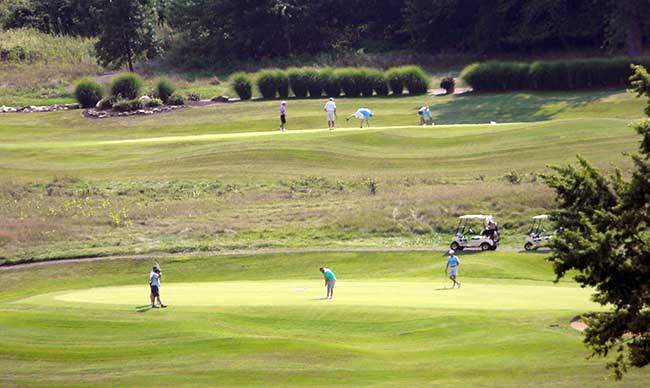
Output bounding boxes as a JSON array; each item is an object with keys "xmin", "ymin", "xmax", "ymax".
[
  {"xmin": 0, "ymin": 251, "xmax": 648, "ymax": 387},
  {"xmin": 0, "ymin": 28, "xmax": 99, "ymax": 106},
  {"xmin": 0, "ymin": 90, "xmax": 644, "ymax": 262}
]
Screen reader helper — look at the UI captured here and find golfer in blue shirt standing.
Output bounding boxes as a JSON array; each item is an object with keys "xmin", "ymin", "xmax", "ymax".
[{"xmin": 445, "ymin": 250, "xmax": 461, "ymax": 288}]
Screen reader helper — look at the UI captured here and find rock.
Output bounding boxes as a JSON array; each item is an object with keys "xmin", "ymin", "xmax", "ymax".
[
  {"xmin": 139, "ymin": 95, "xmax": 152, "ymax": 105},
  {"xmin": 211, "ymin": 95, "xmax": 230, "ymax": 103}
]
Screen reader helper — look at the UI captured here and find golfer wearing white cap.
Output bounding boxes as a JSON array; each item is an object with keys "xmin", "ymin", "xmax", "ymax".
[
  {"xmin": 279, "ymin": 101, "xmax": 287, "ymax": 132},
  {"xmin": 149, "ymin": 265, "xmax": 167, "ymax": 308},
  {"xmin": 324, "ymin": 97, "xmax": 337, "ymax": 130},
  {"xmin": 445, "ymin": 250, "xmax": 461, "ymax": 288}
]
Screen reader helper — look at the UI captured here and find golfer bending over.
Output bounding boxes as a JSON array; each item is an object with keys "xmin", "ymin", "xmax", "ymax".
[
  {"xmin": 445, "ymin": 250, "xmax": 461, "ymax": 289},
  {"xmin": 319, "ymin": 267, "xmax": 336, "ymax": 299},
  {"xmin": 346, "ymin": 108, "xmax": 373, "ymax": 128},
  {"xmin": 149, "ymin": 265, "xmax": 167, "ymax": 308}
]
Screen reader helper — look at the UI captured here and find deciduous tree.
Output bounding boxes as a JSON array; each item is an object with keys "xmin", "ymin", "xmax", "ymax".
[{"xmin": 94, "ymin": 0, "xmax": 159, "ymax": 72}]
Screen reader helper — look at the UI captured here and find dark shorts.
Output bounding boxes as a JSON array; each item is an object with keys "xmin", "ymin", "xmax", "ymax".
[
  {"xmin": 150, "ymin": 285, "xmax": 159, "ymax": 297},
  {"xmin": 280, "ymin": 114, "xmax": 286, "ymax": 124}
]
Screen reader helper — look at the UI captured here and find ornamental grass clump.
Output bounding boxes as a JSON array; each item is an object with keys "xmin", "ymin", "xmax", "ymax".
[
  {"xmin": 110, "ymin": 72, "xmax": 143, "ymax": 100},
  {"xmin": 287, "ymin": 67, "xmax": 309, "ymax": 98},
  {"xmin": 399, "ymin": 65, "xmax": 429, "ymax": 95},
  {"xmin": 74, "ymin": 79, "xmax": 105, "ymax": 108},
  {"xmin": 320, "ymin": 68, "xmax": 341, "ymax": 97},
  {"xmin": 230, "ymin": 72, "xmax": 253, "ymax": 100}
]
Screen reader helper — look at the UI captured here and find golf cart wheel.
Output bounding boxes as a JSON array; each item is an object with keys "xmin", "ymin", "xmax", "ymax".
[
  {"xmin": 524, "ymin": 242, "xmax": 533, "ymax": 251},
  {"xmin": 450, "ymin": 242, "xmax": 460, "ymax": 251},
  {"xmin": 489, "ymin": 245, "xmax": 497, "ymax": 251},
  {"xmin": 480, "ymin": 243, "xmax": 491, "ymax": 251}
]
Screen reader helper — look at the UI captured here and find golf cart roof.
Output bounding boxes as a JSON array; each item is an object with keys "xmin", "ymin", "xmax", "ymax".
[
  {"xmin": 532, "ymin": 215, "xmax": 549, "ymax": 220},
  {"xmin": 459, "ymin": 215, "xmax": 492, "ymax": 220}
]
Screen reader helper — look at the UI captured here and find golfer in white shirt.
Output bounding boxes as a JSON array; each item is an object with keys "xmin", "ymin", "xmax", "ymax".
[{"xmin": 324, "ymin": 97, "xmax": 337, "ymax": 130}]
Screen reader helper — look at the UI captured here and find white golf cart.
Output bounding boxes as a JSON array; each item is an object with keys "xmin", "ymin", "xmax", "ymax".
[
  {"xmin": 450, "ymin": 215, "xmax": 500, "ymax": 252},
  {"xmin": 524, "ymin": 215, "xmax": 552, "ymax": 251}
]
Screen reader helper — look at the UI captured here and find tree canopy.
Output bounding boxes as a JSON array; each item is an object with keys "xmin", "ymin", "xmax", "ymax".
[
  {"xmin": 543, "ymin": 64, "xmax": 650, "ymax": 378},
  {"xmin": 2, "ymin": 0, "xmax": 650, "ymax": 68},
  {"xmin": 94, "ymin": 0, "xmax": 160, "ymax": 72}
]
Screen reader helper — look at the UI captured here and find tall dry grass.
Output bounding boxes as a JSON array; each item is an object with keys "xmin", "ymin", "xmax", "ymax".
[{"xmin": 0, "ymin": 28, "xmax": 100, "ymax": 92}]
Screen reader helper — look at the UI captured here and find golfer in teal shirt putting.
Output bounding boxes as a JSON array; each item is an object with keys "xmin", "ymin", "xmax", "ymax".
[{"xmin": 319, "ymin": 267, "xmax": 336, "ymax": 299}]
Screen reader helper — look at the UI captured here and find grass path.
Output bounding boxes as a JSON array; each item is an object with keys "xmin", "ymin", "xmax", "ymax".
[
  {"xmin": 0, "ymin": 247, "xmax": 529, "ymax": 270},
  {"xmin": 0, "ymin": 118, "xmax": 630, "ymax": 150}
]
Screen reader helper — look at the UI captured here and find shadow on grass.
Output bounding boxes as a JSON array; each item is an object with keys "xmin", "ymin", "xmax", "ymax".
[
  {"xmin": 519, "ymin": 249, "xmax": 552, "ymax": 255},
  {"xmin": 432, "ymin": 90, "xmax": 621, "ymax": 125},
  {"xmin": 136, "ymin": 305, "xmax": 152, "ymax": 313}
]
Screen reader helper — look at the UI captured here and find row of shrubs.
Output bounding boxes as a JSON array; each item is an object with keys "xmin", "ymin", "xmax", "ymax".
[
  {"xmin": 231, "ymin": 65, "xmax": 430, "ymax": 100},
  {"xmin": 74, "ymin": 73, "xmax": 186, "ymax": 111},
  {"xmin": 461, "ymin": 57, "xmax": 650, "ymax": 92}
]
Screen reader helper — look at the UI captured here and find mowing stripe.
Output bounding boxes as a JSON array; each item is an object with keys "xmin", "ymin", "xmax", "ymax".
[{"xmin": 0, "ymin": 118, "xmax": 627, "ymax": 150}]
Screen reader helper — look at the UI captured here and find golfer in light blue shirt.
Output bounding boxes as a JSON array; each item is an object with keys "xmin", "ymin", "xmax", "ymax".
[
  {"xmin": 445, "ymin": 250, "xmax": 461, "ymax": 288},
  {"xmin": 346, "ymin": 108, "xmax": 374, "ymax": 128}
]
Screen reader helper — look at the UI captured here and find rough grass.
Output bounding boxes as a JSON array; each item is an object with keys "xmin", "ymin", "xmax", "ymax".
[
  {"xmin": 0, "ymin": 90, "xmax": 644, "ymax": 262},
  {"xmin": 0, "ymin": 251, "xmax": 648, "ymax": 387}
]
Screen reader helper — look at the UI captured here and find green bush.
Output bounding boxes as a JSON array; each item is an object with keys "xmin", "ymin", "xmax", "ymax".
[
  {"xmin": 276, "ymin": 70, "xmax": 290, "ymax": 99},
  {"xmin": 320, "ymin": 68, "xmax": 341, "ymax": 97},
  {"xmin": 399, "ymin": 65, "xmax": 429, "ymax": 95},
  {"xmin": 368, "ymin": 69, "xmax": 388, "ymax": 96},
  {"xmin": 529, "ymin": 61, "xmax": 569, "ymax": 90},
  {"xmin": 113, "ymin": 98, "xmax": 143, "ymax": 112},
  {"xmin": 303, "ymin": 67, "xmax": 324, "ymax": 98},
  {"xmin": 74, "ymin": 78, "xmax": 105, "ymax": 108},
  {"xmin": 230, "ymin": 72, "xmax": 253, "ymax": 100},
  {"xmin": 460, "ymin": 62, "xmax": 529, "ymax": 92},
  {"xmin": 287, "ymin": 67, "xmax": 309, "ymax": 98},
  {"xmin": 167, "ymin": 93, "xmax": 186, "ymax": 106},
  {"xmin": 336, "ymin": 68, "xmax": 361, "ymax": 97},
  {"xmin": 145, "ymin": 98, "xmax": 163, "ymax": 108},
  {"xmin": 356, "ymin": 68, "xmax": 375, "ymax": 97},
  {"xmin": 257, "ymin": 69, "xmax": 280, "ymax": 99},
  {"xmin": 461, "ymin": 57, "xmax": 650, "ymax": 92},
  {"xmin": 155, "ymin": 79, "xmax": 175, "ymax": 103},
  {"xmin": 256, "ymin": 69, "xmax": 289, "ymax": 99},
  {"xmin": 385, "ymin": 68, "xmax": 405, "ymax": 95},
  {"xmin": 110, "ymin": 72, "xmax": 144, "ymax": 100}
]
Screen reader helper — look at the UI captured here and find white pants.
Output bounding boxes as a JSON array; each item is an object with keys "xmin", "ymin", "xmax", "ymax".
[{"xmin": 327, "ymin": 112, "xmax": 336, "ymax": 122}]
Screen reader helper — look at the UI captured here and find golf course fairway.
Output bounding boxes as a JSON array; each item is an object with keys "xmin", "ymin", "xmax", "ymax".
[
  {"xmin": 42, "ymin": 280, "xmax": 597, "ymax": 311},
  {"xmin": 2, "ymin": 251, "xmax": 649, "ymax": 387}
]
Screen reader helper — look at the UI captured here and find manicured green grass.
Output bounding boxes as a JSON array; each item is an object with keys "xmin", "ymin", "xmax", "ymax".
[
  {"xmin": 0, "ymin": 89, "xmax": 646, "ymax": 262},
  {"xmin": 0, "ymin": 251, "xmax": 647, "ymax": 387}
]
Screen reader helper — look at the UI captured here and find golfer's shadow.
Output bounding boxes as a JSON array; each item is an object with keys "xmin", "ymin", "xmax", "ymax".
[
  {"xmin": 136, "ymin": 305, "xmax": 152, "ymax": 313},
  {"xmin": 310, "ymin": 298, "xmax": 330, "ymax": 300},
  {"xmin": 434, "ymin": 287, "xmax": 454, "ymax": 291}
]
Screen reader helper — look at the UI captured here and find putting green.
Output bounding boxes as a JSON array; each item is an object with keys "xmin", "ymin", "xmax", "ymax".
[{"xmin": 42, "ymin": 280, "xmax": 598, "ymax": 311}]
